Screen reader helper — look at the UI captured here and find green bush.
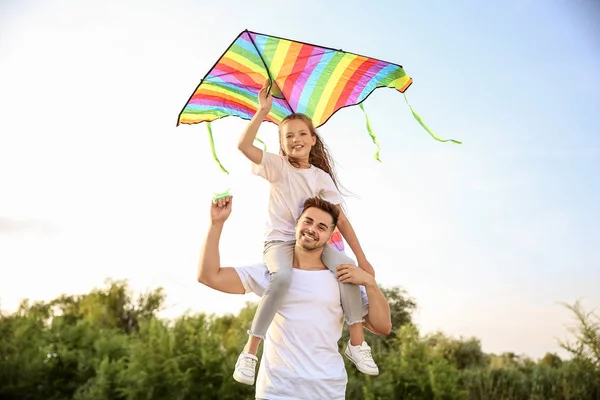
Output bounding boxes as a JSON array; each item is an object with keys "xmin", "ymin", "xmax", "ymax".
[{"xmin": 1, "ymin": 280, "xmax": 598, "ymax": 399}]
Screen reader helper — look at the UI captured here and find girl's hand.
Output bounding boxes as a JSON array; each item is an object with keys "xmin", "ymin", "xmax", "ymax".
[
  {"xmin": 358, "ymin": 259, "xmax": 375, "ymax": 277},
  {"xmin": 258, "ymin": 79, "xmax": 272, "ymax": 112}
]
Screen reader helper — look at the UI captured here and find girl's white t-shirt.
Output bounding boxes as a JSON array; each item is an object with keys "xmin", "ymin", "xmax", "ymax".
[{"xmin": 252, "ymin": 151, "xmax": 343, "ymax": 242}]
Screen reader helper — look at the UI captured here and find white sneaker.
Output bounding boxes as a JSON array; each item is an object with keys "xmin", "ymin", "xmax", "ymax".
[
  {"xmin": 344, "ymin": 340, "xmax": 379, "ymax": 376},
  {"xmin": 233, "ymin": 352, "xmax": 258, "ymax": 385}
]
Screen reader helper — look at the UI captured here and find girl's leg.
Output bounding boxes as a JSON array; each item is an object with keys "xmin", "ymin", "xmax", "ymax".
[
  {"xmin": 321, "ymin": 244, "xmax": 365, "ymax": 342},
  {"xmin": 244, "ymin": 240, "xmax": 295, "ymax": 354},
  {"xmin": 321, "ymin": 244, "xmax": 379, "ymax": 376},
  {"xmin": 234, "ymin": 240, "xmax": 295, "ymax": 385}
]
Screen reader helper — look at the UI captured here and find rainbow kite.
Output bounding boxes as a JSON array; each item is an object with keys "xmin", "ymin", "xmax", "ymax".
[{"xmin": 177, "ymin": 30, "xmax": 461, "ymax": 173}]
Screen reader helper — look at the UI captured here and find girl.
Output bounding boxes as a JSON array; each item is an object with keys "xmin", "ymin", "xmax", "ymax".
[{"xmin": 230, "ymin": 80, "xmax": 379, "ymax": 385}]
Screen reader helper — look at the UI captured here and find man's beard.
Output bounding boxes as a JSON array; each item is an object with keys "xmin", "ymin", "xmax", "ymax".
[{"xmin": 297, "ymin": 229, "xmax": 328, "ymax": 250}]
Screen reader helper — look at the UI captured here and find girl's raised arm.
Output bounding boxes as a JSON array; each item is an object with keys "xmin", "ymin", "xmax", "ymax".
[{"xmin": 237, "ymin": 80, "xmax": 272, "ymax": 165}]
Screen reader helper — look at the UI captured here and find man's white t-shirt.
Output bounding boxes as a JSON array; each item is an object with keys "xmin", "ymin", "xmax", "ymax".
[
  {"xmin": 234, "ymin": 264, "xmax": 369, "ymax": 400},
  {"xmin": 252, "ymin": 151, "xmax": 343, "ymax": 242}
]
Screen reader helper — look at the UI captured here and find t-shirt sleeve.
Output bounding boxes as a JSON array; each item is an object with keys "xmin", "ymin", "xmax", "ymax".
[
  {"xmin": 318, "ymin": 171, "xmax": 343, "ymax": 205},
  {"xmin": 233, "ymin": 264, "xmax": 270, "ymax": 296},
  {"xmin": 251, "ymin": 151, "xmax": 285, "ymax": 183}
]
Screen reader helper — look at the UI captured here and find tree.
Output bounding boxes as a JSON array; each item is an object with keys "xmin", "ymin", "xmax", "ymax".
[
  {"xmin": 559, "ymin": 300, "xmax": 600, "ymax": 371},
  {"xmin": 539, "ymin": 352, "xmax": 562, "ymax": 368},
  {"xmin": 1, "ymin": 281, "xmax": 600, "ymax": 399}
]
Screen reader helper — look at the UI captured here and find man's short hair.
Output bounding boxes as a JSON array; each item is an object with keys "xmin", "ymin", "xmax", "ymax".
[{"xmin": 301, "ymin": 197, "xmax": 340, "ymax": 227}]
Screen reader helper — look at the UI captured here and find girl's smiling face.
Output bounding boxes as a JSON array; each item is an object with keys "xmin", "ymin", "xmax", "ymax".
[{"xmin": 280, "ymin": 118, "xmax": 316, "ymax": 162}]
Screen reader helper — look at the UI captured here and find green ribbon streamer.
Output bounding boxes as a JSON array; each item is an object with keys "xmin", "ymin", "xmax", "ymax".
[
  {"xmin": 403, "ymin": 93, "xmax": 462, "ymax": 144},
  {"xmin": 359, "ymin": 103, "xmax": 382, "ymax": 162},
  {"xmin": 206, "ymin": 122, "xmax": 229, "ymax": 174},
  {"xmin": 254, "ymin": 137, "xmax": 267, "ymax": 151}
]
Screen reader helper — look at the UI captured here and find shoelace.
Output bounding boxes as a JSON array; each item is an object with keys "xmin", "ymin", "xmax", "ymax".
[
  {"xmin": 240, "ymin": 357, "xmax": 257, "ymax": 369},
  {"xmin": 359, "ymin": 346, "xmax": 373, "ymax": 360}
]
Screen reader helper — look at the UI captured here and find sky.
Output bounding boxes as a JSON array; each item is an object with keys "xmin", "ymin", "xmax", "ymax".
[{"xmin": 1, "ymin": 0, "xmax": 599, "ymax": 359}]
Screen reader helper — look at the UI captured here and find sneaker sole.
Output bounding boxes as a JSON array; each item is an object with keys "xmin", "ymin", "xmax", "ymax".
[
  {"xmin": 344, "ymin": 349, "xmax": 379, "ymax": 376},
  {"xmin": 233, "ymin": 370, "xmax": 255, "ymax": 385}
]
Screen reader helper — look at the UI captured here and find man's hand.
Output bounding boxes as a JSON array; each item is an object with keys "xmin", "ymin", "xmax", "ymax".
[
  {"xmin": 336, "ymin": 264, "xmax": 375, "ymax": 287},
  {"xmin": 198, "ymin": 194, "xmax": 245, "ymax": 295},
  {"xmin": 338, "ymin": 263, "xmax": 391, "ymax": 336},
  {"xmin": 210, "ymin": 195, "xmax": 233, "ymax": 224},
  {"xmin": 358, "ymin": 258, "xmax": 375, "ymax": 277}
]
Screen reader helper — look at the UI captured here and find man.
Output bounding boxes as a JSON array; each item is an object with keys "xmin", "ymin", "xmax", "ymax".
[{"xmin": 197, "ymin": 195, "xmax": 392, "ymax": 400}]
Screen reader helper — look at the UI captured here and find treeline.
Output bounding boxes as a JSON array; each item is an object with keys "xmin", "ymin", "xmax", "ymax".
[{"xmin": 0, "ymin": 280, "xmax": 598, "ymax": 399}]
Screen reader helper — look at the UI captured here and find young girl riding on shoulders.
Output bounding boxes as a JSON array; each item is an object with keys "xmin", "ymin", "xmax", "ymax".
[{"xmin": 228, "ymin": 80, "xmax": 379, "ymax": 385}]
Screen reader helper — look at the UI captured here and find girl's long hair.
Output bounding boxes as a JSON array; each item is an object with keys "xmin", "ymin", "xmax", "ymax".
[{"xmin": 278, "ymin": 113, "xmax": 350, "ymax": 197}]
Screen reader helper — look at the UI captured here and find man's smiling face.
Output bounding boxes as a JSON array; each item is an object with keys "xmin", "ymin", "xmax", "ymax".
[{"xmin": 295, "ymin": 206, "xmax": 335, "ymax": 251}]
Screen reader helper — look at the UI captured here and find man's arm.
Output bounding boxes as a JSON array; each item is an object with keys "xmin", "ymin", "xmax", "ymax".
[
  {"xmin": 336, "ymin": 265, "xmax": 391, "ymax": 336},
  {"xmin": 362, "ymin": 280, "xmax": 392, "ymax": 336},
  {"xmin": 197, "ymin": 199, "xmax": 246, "ymax": 294}
]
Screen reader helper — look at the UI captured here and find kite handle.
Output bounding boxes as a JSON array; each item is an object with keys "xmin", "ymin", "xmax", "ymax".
[{"xmin": 212, "ymin": 189, "xmax": 232, "ymax": 204}]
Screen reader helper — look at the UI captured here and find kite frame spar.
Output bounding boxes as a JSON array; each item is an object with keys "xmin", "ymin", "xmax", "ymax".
[{"xmin": 176, "ymin": 29, "xmax": 413, "ymax": 128}]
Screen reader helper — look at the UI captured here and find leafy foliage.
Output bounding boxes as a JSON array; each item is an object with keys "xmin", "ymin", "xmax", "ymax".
[{"xmin": 1, "ymin": 280, "xmax": 598, "ymax": 399}]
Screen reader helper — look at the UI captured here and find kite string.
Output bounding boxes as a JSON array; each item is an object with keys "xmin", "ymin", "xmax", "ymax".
[
  {"xmin": 403, "ymin": 93, "xmax": 462, "ymax": 145},
  {"xmin": 359, "ymin": 103, "xmax": 382, "ymax": 162}
]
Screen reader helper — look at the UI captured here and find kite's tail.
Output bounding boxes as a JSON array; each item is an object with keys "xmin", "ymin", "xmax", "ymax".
[
  {"xmin": 207, "ymin": 122, "xmax": 229, "ymax": 175},
  {"xmin": 359, "ymin": 103, "xmax": 382, "ymax": 162},
  {"xmin": 254, "ymin": 137, "xmax": 268, "ymax": 151},
  {"xmin": 206, "ymin": 122, "xmax": 268, "ymax": 175},
  {"xmin": 403, "ymin": 93, "xmax": 462, "ymax": 145},
  {"xmin": 358, "ymin": 96, "xmax": 461, "ymax": 163},
  {"xmin": 328, "ymin": 227, "xmax": 345, "ymax": 251}
]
